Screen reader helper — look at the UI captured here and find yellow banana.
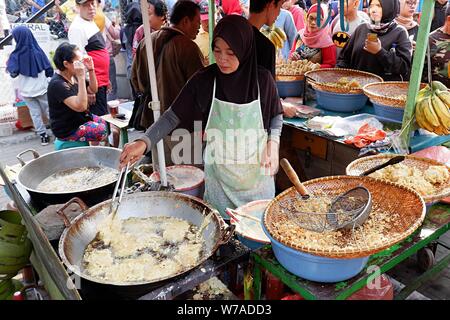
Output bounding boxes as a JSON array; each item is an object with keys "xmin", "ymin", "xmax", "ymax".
[
  {"xmin": 271, "ymin": 30, "xmax": 284, "ymax": 48},
  {"xmin": 431, "ymin": 94, "xmax": 450, "ymax": 129},
  {"xmin": 415, "ymin": 98, "xmax": 435, "ymax": 132},
  {"xmin": 260, "ymin": 28, "xmax": 270, "ymax": 36},
  {"xmin": 436, "ymin": 90, "xmax": 450, "ymax": 108},
  {"xmin": 417, "ymin": 85, "xmax": 432, "ymax": 100},
  {"xmin": 432, "ymin": 81, "xmax": 448, "ymax": 92},
  {"xmin": 274, "ymin": 27, "xmax": 287, "ymax": 42},
  {"xmin": 433, "ymin": 125, "xmax": 450, "ymax": 136},
  {"xmin": 422, "ymin": 95, "xmax": 441, "ymax": 128},
  {"xmin": 268, "ymin": 32, "xmax": 278, "ymax": 48}
]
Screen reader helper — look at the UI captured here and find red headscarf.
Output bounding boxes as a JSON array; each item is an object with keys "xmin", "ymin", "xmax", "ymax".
[
  {"xmin": 221, "ymin": 0, "xmax": 243, "ymax": 16},
  {"xmin": 299, "ymin": 4, "xmax": 334, "ymax": 49}
]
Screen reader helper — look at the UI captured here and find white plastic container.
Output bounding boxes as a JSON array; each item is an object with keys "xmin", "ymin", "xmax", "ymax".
[{"xmin": 150, "ymin": 165, "xmax": 205, "ymax": 199}]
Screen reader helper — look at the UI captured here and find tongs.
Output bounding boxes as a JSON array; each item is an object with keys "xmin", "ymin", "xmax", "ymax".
[{"xmin": 109, "ymin": 162, "xmax": 130, "ymax": 221}]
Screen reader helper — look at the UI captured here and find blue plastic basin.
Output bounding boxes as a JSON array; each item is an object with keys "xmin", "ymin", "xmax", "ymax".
[
  {"xmin": 263, "ymin": 223, "xmax": 369, "ymax": 283},
  {"xmin": 276, "ymin": 80, "xmax": 304, "ymax": 98},
  {"xmin": 315, "ymin": 89, "xmax": 368, "ymax": 112},
  {"xmin": 372, "ymin": 102, "xmax": 404, "ymax": 123}
]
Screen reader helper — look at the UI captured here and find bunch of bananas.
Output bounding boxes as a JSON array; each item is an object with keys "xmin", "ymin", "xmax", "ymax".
[
  {"xmin": 415, "ymin": 81, "xmax": 450, "ymax": 135},
  {"xmin": 261, "ymin": 25, "xmax": 287, "ymax": 50}
]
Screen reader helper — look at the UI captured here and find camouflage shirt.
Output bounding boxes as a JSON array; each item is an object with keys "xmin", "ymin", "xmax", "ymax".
[{"xmin": 426, "ymin": 29, "xmax": 450, "ymax": 88}]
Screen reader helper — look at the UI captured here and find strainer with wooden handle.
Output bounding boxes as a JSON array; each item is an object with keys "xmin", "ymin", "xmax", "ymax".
[{"xmin": 279, "ymin": 159, "xmax": 372, "ymax": 232}]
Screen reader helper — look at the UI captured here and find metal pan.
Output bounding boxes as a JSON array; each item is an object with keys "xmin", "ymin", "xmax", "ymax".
[
  {"xmin": 57, "ymin": 192, "xmax": 234, "ymax": 294},
  {"xmin": 16, "ymin": 147, "xmax": 121, "ymax": 208}
]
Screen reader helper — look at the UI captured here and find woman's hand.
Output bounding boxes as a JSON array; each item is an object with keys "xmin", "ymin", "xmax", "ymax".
[
  {"xmin": 291, "ymin": 51, "xmax": 301, "ymax": 61},
  {"xmin": 119, "ymin": 140, "xmax": 147, "ymax": 169},
  {"xmin": 82, "ymin": 55, "xmax": 94, "ymax": 71},
  {"xmin": 261, "ymin": 140, "xmax": 280, "ymax": 176},
  {"xmin": 282, "ymin": 104, "xmax": 297, "ymax": 118},
  {"xmin": 87, "ymin": 93, "xmax": 96, "ymax": 106},
  {"xmin": 363, "ymin": 38, "xmax": 382, "ymax": 55},
  {"xmin": 73, "ymin": 60, "xmax": 86, "ymax": 79}
]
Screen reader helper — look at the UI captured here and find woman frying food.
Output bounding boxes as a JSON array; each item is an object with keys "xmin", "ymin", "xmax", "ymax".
[{"xmin": 120, "ymin": 15, "xmax": 283, "ymax": 218}]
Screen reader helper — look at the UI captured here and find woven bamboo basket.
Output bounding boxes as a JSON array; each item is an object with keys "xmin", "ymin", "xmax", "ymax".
[
  {"xmin": 275, "ymin": 74, "xmax": 305, "ymax": 81},
  {"xmin": 304, "ymin": 68, "xmax": 383, "ymax": 94},
  {"xmin": 363, "ymin": 82, "xmax": 428, "ymax": 108},
  {"xmin": 346, "ymin": 154, "xmax": 450, "ymax": 203},
  {"xmin": 264, "ymin": 176, "xmax": 426, "ymax": 259}
]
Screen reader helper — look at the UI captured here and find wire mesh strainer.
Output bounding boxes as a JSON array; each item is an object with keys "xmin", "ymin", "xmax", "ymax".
[{"xmin": 279, "ymin": 159, "xmax": 372, "ymax": 232}]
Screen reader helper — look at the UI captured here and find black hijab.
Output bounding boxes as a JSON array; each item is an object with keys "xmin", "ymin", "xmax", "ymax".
[
  {"xmin": 211, "ymin": 15, "xmax": 259, "ymax": 104},
  {"xmin": 368, "ymin": 0, "xmax": 400, "ymax": 34}
]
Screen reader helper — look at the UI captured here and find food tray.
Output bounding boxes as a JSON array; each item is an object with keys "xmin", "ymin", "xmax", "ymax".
[
  {"xmin": 346, "ymin": 154, "xmax": 450, "ymax": 204},
  {"xmin": 264, "ymin": 176, "xmax": 425, "ymax": 259},
  {"xmin": 363, "ymin": 82, "xmax": 427, "ymax": 108},
  {"xmin": 305, "ymin": 68, "xmax": 383, "ymax": 94}
]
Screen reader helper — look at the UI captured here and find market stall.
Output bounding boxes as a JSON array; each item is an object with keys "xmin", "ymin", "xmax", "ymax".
[{"xmin": 1, "ymin": 0, "xmax": 449, "ymax": 302}]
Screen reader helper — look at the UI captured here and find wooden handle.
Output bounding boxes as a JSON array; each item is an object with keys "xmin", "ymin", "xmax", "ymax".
[{"xmin": 280, "ymin": 158, "xmax": 309, "ymax": 197}]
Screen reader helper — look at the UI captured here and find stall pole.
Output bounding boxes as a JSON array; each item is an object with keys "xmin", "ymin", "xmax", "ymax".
[
  {"xmin": 208, "ymin": 0, "xmax": 216, "ymax": 64},
  {"xmin": 400, "ymin": 0, "xmax": 435, "ymax": 149},
  {"xmin": 140, "ymin": 0, "xmax": 168, "ymax": 186}
]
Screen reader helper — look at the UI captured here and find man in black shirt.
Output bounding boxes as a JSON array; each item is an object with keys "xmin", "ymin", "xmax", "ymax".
[
  {"xmin": 248, "ymin": 0, "xmax": 284, "ymax": 78},
  {"xmin": 249, "ymin": 0, "xmax": 299, "ymax": 118}
]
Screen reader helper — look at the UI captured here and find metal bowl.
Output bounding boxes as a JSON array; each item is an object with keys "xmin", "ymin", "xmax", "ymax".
[{"xmin": 16, "ymin": 147, "xmax": 121, "ymax": 208}]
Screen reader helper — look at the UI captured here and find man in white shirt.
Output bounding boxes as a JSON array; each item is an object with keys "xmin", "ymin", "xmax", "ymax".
[
  {"xmin": 331, "ymin": 0, "xmax": 369, "ymax": 57},
  {"xmin": 68, "ymin": 0, "xmax": 110, "ymax": 116}
]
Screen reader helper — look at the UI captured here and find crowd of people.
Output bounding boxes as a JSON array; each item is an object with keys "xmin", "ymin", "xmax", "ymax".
[{"xmin": 0, "ymin": 0, "xmax": 448, "ymax": 157}]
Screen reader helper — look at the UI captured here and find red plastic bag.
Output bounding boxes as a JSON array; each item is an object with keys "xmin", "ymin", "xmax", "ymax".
[
  {"xmin": 347, "ymin": 274, "xmax": 393, "ymax": 300},
  {"xmin": 345, "ymin": 123, "xmax": 387, "ymax": 148}
]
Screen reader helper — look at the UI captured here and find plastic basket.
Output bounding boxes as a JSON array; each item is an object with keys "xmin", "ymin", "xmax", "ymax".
[
  {"xmin": 0, "ymin": 106, "xmax": 17, "ymax": 123},
  {"xmin": 276, "ymin": 79, "xmax": 304, "ymax": 98},
  {"xmin": 316, "ymin": 89, "xmax": 368, "ymax": 112},
  {"xmin": 372, "ymin": 101, "xmax": 404, "ymax": 123}
]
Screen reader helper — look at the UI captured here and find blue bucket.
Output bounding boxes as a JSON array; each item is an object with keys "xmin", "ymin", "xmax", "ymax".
[
  {"xmin": 372, "ymin": 102, "xmax": 404, "ymax": 123},
  {"xmin": 316, "ymin": 89, "xmax": 368, "ymax": 112},
  {"xmin": 277, "ymin": 80, "xmax": 304, "ymax": 98},
  {"xmin": 263, "ymin": 224, "xmax": 369, "ymax": 283},
  {"xmin": 237, "ymin": 234, "xmax": 266, "ymax": 250}
]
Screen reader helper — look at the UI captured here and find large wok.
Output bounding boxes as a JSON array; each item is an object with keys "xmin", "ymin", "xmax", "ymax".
[
  {"xmin": 57, "ymin": 192, "xmax": 235, "ymax": 297},
  {"xmin": 16, "ymin": 147, "xmax": 121, "ymax": 208}
]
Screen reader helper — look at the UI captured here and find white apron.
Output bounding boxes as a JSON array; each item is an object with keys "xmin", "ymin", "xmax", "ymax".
[{"xmin": 203, "ymin": 79, "xmax": 275, "ymax": 218}]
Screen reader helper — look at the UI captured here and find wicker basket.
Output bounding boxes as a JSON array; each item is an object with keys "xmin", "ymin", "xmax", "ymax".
[
  {"xmin": 0, "ymin": 106, "xmax": 17, "ymax": 123},
  {"xmin": 264, "ymin": 176, "xmax": 425, "ymax": 259},
  {"xmin": 363, "ymin": 82, "xmax": 428, "ymax": 108},
  {"xmin": 275, "ymin": 75, "xmax": 305, "ymax": 81},
  {"xmin": 305, "ymin": 68, "xmax": 383, "ymax": 94},
  {"xmin": 346, "ymin": 154, "xmax": 450, "ymax": 204}
]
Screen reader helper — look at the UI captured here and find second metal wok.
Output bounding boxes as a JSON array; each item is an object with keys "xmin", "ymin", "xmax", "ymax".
[{"xmin": 16, "ymin": 147, "xmax": 121, "ymax": 208}]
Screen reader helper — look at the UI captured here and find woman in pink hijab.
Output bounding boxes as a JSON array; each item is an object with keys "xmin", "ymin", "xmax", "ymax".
[{"xmin": 290, "ymin": 4, "xmax": 336, "ymax": 68}]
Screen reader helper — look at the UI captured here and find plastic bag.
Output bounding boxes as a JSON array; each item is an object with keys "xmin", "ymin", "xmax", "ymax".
[{"xmin": 347, "ymin": 274, "xmax": 394, "ymax": 300}]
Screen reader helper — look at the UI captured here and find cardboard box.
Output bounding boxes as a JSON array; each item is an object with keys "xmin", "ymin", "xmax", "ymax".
[
  {"xmin": 15, "ymin": 105, "xmax": 49, "ymax": 130},
  {"xmin": 17, "ymin": 105, "xmax": 34, "ymax": 129}
]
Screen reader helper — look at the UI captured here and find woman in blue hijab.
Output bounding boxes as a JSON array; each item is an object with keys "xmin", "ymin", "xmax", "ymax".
[{"xmin": 6, "ymin": 26, "xmax": 54, "ymax": 145}]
